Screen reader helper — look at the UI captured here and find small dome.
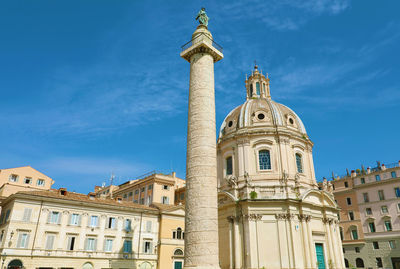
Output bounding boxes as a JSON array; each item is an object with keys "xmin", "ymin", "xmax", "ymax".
[{"xmin": 218, "ymin": 66, "xmax": 307, "ymax": 140}]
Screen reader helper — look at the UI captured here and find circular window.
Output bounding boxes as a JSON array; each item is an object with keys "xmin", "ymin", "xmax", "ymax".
[
  {"xmin": 289, "ymin": 118, "xmax": 294, "ymax": 124},
  {"xmin": 257, "ymin": 113, "xmax": 265, "ymax": 120},
  {"xmin": 228, "ymin": 121, "xmax": 233, "ymax": 127}
]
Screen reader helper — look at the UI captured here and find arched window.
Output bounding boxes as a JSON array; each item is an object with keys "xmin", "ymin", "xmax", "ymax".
[
  {"xmin": 351, "ymin": 228, "xmax": 358, "ymax": 240},
  {"xmin": 226, "ymin": 156, "xmax": 233, "ymax": 175},
  {"xmin": 295, "ymin": 153, "xmax": 303, "ymax": 173},
  {"xmin": 344, "ymin": 258, "xmax": 349, "ymax": 268},
  {"xmin": 174, "ymin": 248, "xmax": 184, "ymax": 256},
  {"xmin": 177, "ymin": 227, "xmax": 182, "ymax": 239},
  {"xmin": 258, "ymin": 150, "xmax": 271, "ymax": 170},
  {"xmin": 256, "ymin": 82, "xmax": 260, "ymax": 95},
  {"xmin": 82, "ymin": 263, "xmax": 94, "ymax": 269},
  {"xmin": 356, "ymin": 258, "xmax": 364, "ymax": 268},
  {"xmin": 7, "ymin": 259, "xmax": 23, "ymax": 269},
  {"xmin": 250, "ymin": 84, "xmax": 253, "ymax": 97}
]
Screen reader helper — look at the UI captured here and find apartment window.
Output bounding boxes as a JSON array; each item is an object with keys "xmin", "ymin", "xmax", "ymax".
[
  {"xmin": 346, "ymin": 197, "xmax": 352, "ymax": 205},
  {"xmin": 295, "ymin": 153, "xmax": 303, "ymax": 173},
  {"xmin": 376, "ymin": 257, "xmax": 383, "ymax": 267},
  {"xmin": 391, "ymin": 171, "xmax": 397, "ymax": 178},
  {"xmin": 259, "ymin": 150, "xmax": 271, "ymax": 170},
  {"xmin": 141, "ymin": 187, "xmax": 145, "ymax": 192},
  {"xmin": 344, "ymin": 181, "xmax": 349, "ymax": 188},
  {"xmin": 144, "ymin": 241, "xmax": 152, "ymax": 254},
  {"xmin": 384, "ymin": 220, "xmax": 392, "ymax": 231},
  {"xmin": 180, "ymin": 193, "xmax": 184, "ymax": 200},
  {"xmin": 9, "ymin": 174, "xmax": 18, "ymax": 182},
  {"xmin": 135, "ymin": 189, "xmax": 139, "ymax": 195},
  {"xmin": 366, "ymin": 208, "xmax": 372, "ymax": 215},
  {"xmin": 348, "ymin": 211, "xmax": 355, "ymax": 221},
  {"xmin": 378, "ymin": 190, "xmax": 385, "ymax": 201},
  {"xmin": 104, "ymin": 239, "xmax": 113, "ymax": 252},
  {"xmin": 163, "ymin": 185, "xmax": 169, "ymax": 190},
  {"xmin": 162, "ymin": 196, "xmax": 169, "ymax": 204},
  {"xmin": 16, "ymin": 232, "xmax": 30, "ymax": 248},
  {"xmin": 70, "ymin": 213, "xmax": 80, "ymax": 226},
  {"xmin": 375, "ymin": 175, "xmax": 381, "ymax": 181},
  {"xmin": 24, "ymin": 177, "xmax": 32, "ymax": 184},
  {"xmin": 369, "ymin": 222, "xmax": 376, "ymax": 233},
  {"xmin": 85, "ymin": 238, "xmax": 97, "ymax": 251},
  {"xmin": 37, "ymin": 179, "xmax": 45, "ymax": 186},
  {"xmin": 123, "ymin": 194, "xmax": 128, "ymax": 199},
  {"xmin": 128, "ymin": 192, "xmax": 133, "ymax": 197},
  {"xmin": 363, "ymin": 193, "xmax": 369, "ymax": 203},
  {"xmin": 107, "ymin": 217, "xmax": 116, "ymax": 229},
  {"xmin": 90, "ymin": 215, "xmax": 98, "ymax": 227},
  {"xmin": 123, "ymin": 239, "xmax": 132, "ymax": 253},
  {"xmin": 360, "ymin": 177, "xmax": 365, "ymax": 184},
  {"xmin": 125, "ymin": 219, "xmax": 132, "ymax": 232},
  {"xmin": 355, "ymin": 247, "xmax": 360, "ymax": 253},
  {"xmin": 226, "ymin": 156, "xmax": 233, "ymax": 175},
  {"xmin": 148, "ymin": 184, "xmax": 153, "ymax": 190},
  {"xmin": 146, "ymin": 221, "xmax": 152, "ymax": 232},
  {"xmin": 45, "ymin": 234, "xmax": 55, "ymax": 250},
  {"xmin": 67, "ymin": 236, "xmax": 76, "ymax": 250},
  {"xmin": 49, "ymin": 211, "xmax": 60, "ymax": 224},
  {"xmin": 373, "ymin": 241, "xmax": 379, "ymax": 249},
  {"xmin": 140, "ymin": 198, "xmax": 145, "ymax": 205},
  {"xmin": 389, "ymin": 240, "xmax": 396, "ymax": 249},
  {"xmin": 176, "ymin": 227, "xmax": 182, "ymax": 239},
  {"xmin": 22, "ymin": 208, "xmax": 32, "ymax": 222},
  {"xmin": 395, "ymin": 187, "xmax": 400, "ymax": 198},
  {"xmin": 351, "ymin": 229, "xmax": 358, "ymax": 240},
  {"xmin": 381, "ymin": 206, "xmax": 388, "ymax": 214}
]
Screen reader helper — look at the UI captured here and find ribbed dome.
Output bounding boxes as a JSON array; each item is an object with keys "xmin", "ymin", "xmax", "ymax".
[{"xmin": 218, "ymin": 65, "xmax": 307, "ymax": 140}]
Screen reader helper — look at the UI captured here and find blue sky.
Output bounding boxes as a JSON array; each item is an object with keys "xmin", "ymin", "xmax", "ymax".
[{"xmin": 1, "ymin": 0, "xmax": 399, "ymax": 193}]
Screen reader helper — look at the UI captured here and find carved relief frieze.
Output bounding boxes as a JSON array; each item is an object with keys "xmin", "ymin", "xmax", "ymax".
[
  {"xmin": 243, "ymin": 214, "xmax": 262, "ymax": 221},
  {"xmin": 297, "ymin": 214, "xmax": 312, "ymax": 222},
  {"xmin": 275, "ymin": 212, "xmax": 295, "ymax": 220}
]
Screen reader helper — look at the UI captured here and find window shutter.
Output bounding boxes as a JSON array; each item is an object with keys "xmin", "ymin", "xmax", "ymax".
[
  {"xmin": 67, "ymin": 236, "xmax": 72, "ymax": 250},
  {"xmin": 23, "ymin": 208, "xmax": 32, "ymax": 222},
  {"xmin": 142, "ymin": 242, "xmax": 146, "ymax": 253},
  {"xmin": 25, "ymin": 234, "xmax": 30, "ymax": 248},
  {"xmin": 47, "ymin": 212, "xmax": 52, "ymax": 223},
  {"xmin": 46, "ymin": 235, "xmax": 54, "ymax": 249},
  {"xmin": 149, "ymin": 242, "xmax": 152, "ymax": 254},
  {"xmin": 94, "ymin": 239, "xmax": 97, "ymax": 251},
  {"xmin": 16, "ymin": 234, "xmax": 22, "ymax": 248},
  {"xmin": 77, "ymin": 215, "xmax": 81, "ymax": 226},
  {"xmin": 84, "ymin": 238, "xmax": 88, "ymax": 250},
  {"xmin": 103, "ymin": 239, "xmax": 107, "ymax": 251},
  {"xmin": 166, "ymin": 197, "xmax": 170, "ymax": 204},
  {"xmin": 68, "ymin": 214, "xmax": 72, "ymax": 225},
  {"xmin": 58, "ymin": 213, "xmax": 62, "ymax": 224}
]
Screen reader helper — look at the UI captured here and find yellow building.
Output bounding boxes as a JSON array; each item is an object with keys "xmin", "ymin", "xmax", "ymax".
[{"xmin": 0, "ymin": 166, "xmax": 54, "ymax": 197}]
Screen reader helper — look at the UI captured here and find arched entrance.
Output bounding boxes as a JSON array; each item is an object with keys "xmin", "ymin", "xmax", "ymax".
[
  {"xmin": 7, "ymin": 259, "xmax": 23, "ymax": 269},
  {"xmin": 82, "ymin": 262, "xmax": 93, "ymax": 269},
  {"xmin": 139, "ymin": 262, "xmax": 152, "ymax": 269},
  {"xmin": 173, "ymin": 248, "xmax": 184, "ymax": 269}
]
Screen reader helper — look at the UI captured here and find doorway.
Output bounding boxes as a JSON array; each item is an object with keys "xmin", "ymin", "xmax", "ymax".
[
  {"xmin": 315, "ymin": 243, "xmax": 326, "ymax": 269},
  {"xmin": 392, "ymin": 257, "xmax": 400, "ymax": 269},
  {"xmin": 174, "ymin": 261, "xmax": 183, "ymax": 269}
]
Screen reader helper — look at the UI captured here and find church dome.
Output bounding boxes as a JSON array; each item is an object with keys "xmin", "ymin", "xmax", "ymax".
[{"xmin": 218, "ymin": 65, "xmax": 307, "ymax": 141}]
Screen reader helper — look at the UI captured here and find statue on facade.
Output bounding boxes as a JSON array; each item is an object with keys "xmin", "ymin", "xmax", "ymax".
[{"xmin": 196, "ymin": 7, "xmax": 209, "ymax": 27}]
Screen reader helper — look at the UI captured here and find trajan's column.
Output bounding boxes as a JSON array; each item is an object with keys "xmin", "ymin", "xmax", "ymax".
[{"xmin": 180, "ymin": 8, "xmax": 223, "ymax": 269}]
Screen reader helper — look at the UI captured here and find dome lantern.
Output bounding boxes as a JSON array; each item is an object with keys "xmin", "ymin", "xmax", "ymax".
[{"xmin": 246, "ymin": 64, "xmax": 271, "ymax": 100}]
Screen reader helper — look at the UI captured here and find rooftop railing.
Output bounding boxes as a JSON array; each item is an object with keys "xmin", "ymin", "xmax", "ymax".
[{"xmin": 181, "ymin": 32, "xmax": 223, "ymax": 53}]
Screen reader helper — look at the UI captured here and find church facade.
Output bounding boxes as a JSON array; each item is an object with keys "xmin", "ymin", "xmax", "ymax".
[{"xmin": 217, "ymin": 65, "xmax": 344, "ymax": 269}]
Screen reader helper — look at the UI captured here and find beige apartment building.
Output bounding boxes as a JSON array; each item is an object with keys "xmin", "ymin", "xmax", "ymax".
[
  {"xmin": 330, "ymin": 161, "xmax": 400, "ymax": 269},
  {"xmin": 0, "ymin": 166, "xmax": 54, "ymax": 197}
]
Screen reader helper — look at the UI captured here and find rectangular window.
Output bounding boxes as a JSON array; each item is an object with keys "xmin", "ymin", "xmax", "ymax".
[
  {"xmin": 366, "ymin": 208, "xmax": 372, "ymax": 215},
  {"xmin": 351, "ymin": 229, "xmax": 358, "ymax": 240},
  {"xmin": 162, "ymin": 196, "xmax": 169, "ymax": 204},
  {"xmin": 85, "ymin": 238, "xmax": 96, "ymax": 251},
  {"xmin": 148, "ymin": 184, "xmax": 153, "ymax": 190},
  {"xmin": 24, "ymin": 177, "xmax": 32, "ymax": 184},
  {"xmin": 9, "ymin": 174, "xmax": 18, "ymax": 182},
  {"xmin": 391, "ymin": 171, "xmax": 397, "ymax": 178},
  {"xmin": 70, "ymin": 213, "xmax": 80, "ymax": 226},
  {"xmin": 5, "ymin": 209, "xmax": 11, "ymax": 222},
  {"xmin": 141, "ymin": 187, "xmax": 145, "ymax": 192},
  {"xmin": 107, "ymin": 217, "xmax": 116, "ymax": 229},
  {"xmin": 49, "ymin": 211, "xmax": 60, "ymax": 224},
  {"xmin": 395, "ymin": 187, "xmax": 400, "ymax": 198},
  {"xmin": 125, "ymin": 219, "xmax": 132, "ymax": 232},
  {"xmin": 369, "ymin": 222, "xmax": 376, "ymax": 233},
  {"xmin": 67, "ymin": 236, "xmax": 76, "ymax": 250},
  {"xmin": 144, "ymin": 241, "xmax": 152, "ymax": 254},
  {"xmin": 163, "ymin": 185, "xmax": 169, "ymax": 190},
  {"xmin": 348, "ymin": 211, "xmax": 354, "ymax": 221},
  {"xmin": 104, "ymin": 239, "xmax": 113, "ymax": 252},
  {"xmin": 376, "ymin": 175, "xmax": 381, "ymax": 181},
  {"xmin": 346, "ymin": 197, "xmax": 352, "ymax": 205},
  {"xmin": 22, "ymin": 208, "xmax": 32, "ymax": 222},
  {"xmin": 344, "ymin": 181, "xmax": 349, "ymax": 188},
  {"xmin": 140, "ymin": 198, "xmax": 145, "ymax": 205},
  {"xmin": 45, "ymin": 234, "xmax": 55, "ymax": 250},
  {"xmin": 258, "ymin": 150, "xmax": 271, "ymax": 170},
  {"xmin": 146, "ymin": 221, "xmax": 152, "ymax": 232},
  {"xmin": 378, "ymin": 190, "xmax": 385, "ymax": 201},
  {"xmin": 17, "ymin": 232, "xmax": 30, "ymax": 248},
  {"xmin": 123, "ymin": 239, "xmax": 132, "ymax": 253},
  {"xmin": 135, "ymin": 189, "xmax": 139, "ymax": 195},
  {"xmin": 128, "ymin": 192, "xmax": 133, "ymax": 197},
  {"xmin": 355, "ymin": 247, "xmax": 360, "ymax": 253},
  {"xmin": 389, "ymin": 240, "xmax": 396, "ymax": 249},
  {"xmin": 381, "ymin": 206, "xmax": 388, "ymax": 214},
  {"xmin": 90, "ymin": 216, "xmax": 98, "ymax": 227},
  {"xmin": 123, "ymin": 193, "xmax": 128, "ymax": 199},
  {"xmin": 373, "ymin": 241, "xmax": 379, "ymax": 249},
  {"xmin": 180, "ymin": 193, "xmax": 184, "ymax": 200},
  {"xmin": 226, "ymin": 156, "xmax": 233, "ymax": 175},
  {"xmin": 363, "ymin": 193, "xmax": 369, "ymax": 203},
  {"xmin": 37, "ymin": 179, "xmax": 45, "ymax": 186},
  {"xmin": 376, "ymin": 257, "xmax": 383, "ymax": 267},
  {"xmin": 360, "ymin": 177, "xmax": 365, "ymax": 184},
  {"xmin": 384, "ymin": 220, "xmax": 392, "ymax": 231}
]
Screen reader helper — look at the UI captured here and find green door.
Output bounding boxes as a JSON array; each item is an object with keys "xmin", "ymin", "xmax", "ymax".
[
  {"xmin": 315, "ymin": 243, "xmax": 326, "ymax": 269},
  {"xmin": 174, "ymin": 261, "xmax": 183, "ymax": 269}
]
